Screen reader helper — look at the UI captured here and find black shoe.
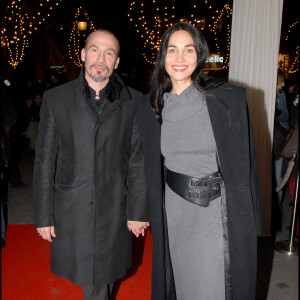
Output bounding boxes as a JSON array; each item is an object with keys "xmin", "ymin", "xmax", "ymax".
[{"xmin": 11, "ymin": 182, "xmax": 28, "ymax": 189}]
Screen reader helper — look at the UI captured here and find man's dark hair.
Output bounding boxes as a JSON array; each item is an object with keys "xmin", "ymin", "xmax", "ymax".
[
  {"xmin": 84, "ymin": 29, "xmax": 120, "ymax": 56},
  {"xmin": 149, "ymin": 22, "xmax": 221, "ymax": 122}
]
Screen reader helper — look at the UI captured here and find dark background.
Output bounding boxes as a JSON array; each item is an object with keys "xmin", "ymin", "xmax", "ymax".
[{"xmin": 1, "ymin": 0, "xmax": 299, "ymax": 92}]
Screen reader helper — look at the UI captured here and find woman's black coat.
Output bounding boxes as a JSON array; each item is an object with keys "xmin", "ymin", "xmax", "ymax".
[
  {"xmin": 136, "ymin": 81, "xmax": 262, "ymax": 300},
  {"xmin": 33, "ymin": 73, "xmax": 148, "ymax": 285}
]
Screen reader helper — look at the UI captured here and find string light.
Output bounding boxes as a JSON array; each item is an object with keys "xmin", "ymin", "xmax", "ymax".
[
  {"xmin": 282, "ymin": 19, "xmax": 299, "ymax": 73},
  {"xmin": 285, "ymin": 19, "xmax": 298, "ymax": 41},
  {"xmin": 68, "ymin": 6, "xmax": 95, "ymax": 67},
  {"xmin": 189, "ymin": 0, "xmax": 211, "ymax": 29},
  {"xmin": 288, "ymin": 46, "xmax": 299, "ymax": 74},
  {"xmin": 128, "ymin": 0, "xmax": 176, "ymax": 64},
  {"xmin": 128, "ymin": 1, "xmax": 233, "ymax": 67},
  {"xmin": 1, "ymin": 1, "xmax": 29, "ymax": 68},
  {"xmin": 1, "ymin": 0, "xmax": 63, "ymax": 68},
  {"xmin": 211, "ymin": 4, "xmax": 232, "ymax": 69}
]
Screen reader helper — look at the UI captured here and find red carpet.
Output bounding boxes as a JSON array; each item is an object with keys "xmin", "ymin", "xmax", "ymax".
[{"xmin": 2, "ymin": 225, "xmax": 152, "ymax": 299}]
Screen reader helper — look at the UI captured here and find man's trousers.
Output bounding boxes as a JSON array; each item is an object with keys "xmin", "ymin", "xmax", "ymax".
[{"xmin": 81, "ymin": 283, "xmax": 113, "ymax": 300}]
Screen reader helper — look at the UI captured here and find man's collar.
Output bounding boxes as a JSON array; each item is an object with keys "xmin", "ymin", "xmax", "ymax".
[
  {"xmin": 88, "ymin": 85, "xmax": 107, "ymax": 100},
  {"xmin": 80, "ymin": 68, "xmax": 131, "ymax": 102}
]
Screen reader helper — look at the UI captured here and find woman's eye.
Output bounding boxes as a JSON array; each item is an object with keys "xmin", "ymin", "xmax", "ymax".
[
  {"xmin": 168, "ymin": 48, "xmax": 175, "ymax": 53},
  {"xmin": 186, "ymin": 48, "xmax": 193, "ymax": 53}
]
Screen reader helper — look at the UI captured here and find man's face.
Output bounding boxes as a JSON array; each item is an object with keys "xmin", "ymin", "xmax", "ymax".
[{"xmin": 81, "ymin": 31, "xmax": 120, "ymax": 84}]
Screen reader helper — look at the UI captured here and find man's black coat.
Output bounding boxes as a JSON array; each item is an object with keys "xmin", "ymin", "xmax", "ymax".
[{"xmin": 33, "ymin": 72, "xmax": 148, "ymax": 285}]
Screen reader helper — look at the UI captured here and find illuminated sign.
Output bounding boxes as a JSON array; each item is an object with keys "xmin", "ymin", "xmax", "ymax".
[{"xmin": 206, "ymin": 55, "xmax": 224, "ymax": 63}]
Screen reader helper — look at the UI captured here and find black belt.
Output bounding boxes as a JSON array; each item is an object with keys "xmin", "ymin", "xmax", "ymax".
[{"xmin": 166, "ymin": 169, "xmax": 222, "ymax": 207}]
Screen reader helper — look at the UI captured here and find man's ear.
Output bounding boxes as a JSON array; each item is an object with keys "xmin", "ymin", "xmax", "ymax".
[
  {"xmin": 81, "ymin": 48, "xmax": 86, "ymax": 62},
  {"xmin": 114, "ymin": 57, "xmax": 120, "ymax": 69}
]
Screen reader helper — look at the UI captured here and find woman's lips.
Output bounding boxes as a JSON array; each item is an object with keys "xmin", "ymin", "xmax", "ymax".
[{"xmin": 172, "ymin": 65, "xmax": 188, "ymax": 72}]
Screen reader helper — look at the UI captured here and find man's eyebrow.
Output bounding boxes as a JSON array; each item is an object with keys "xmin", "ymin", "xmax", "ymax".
[
  {"xmin": 88, "ymin": 44, "xmax": 98, "ymax": 49},
  {"xmin": 88, "ymin": 44, "xmax": 117, "ymax": 54},
  {"xmin": 106, "ymin": 48, "xmax": 117, "ymax": 54}
]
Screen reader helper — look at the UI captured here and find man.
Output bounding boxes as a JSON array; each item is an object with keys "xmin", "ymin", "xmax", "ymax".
[{"xmin": 34, "ymin": 30, "xmax": 149, "ymax": 300}]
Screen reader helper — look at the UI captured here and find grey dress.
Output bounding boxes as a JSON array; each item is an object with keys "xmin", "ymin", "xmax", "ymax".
[{"xmin": 161, "ymin": 83, "xmax": 225, "ymax": 300}]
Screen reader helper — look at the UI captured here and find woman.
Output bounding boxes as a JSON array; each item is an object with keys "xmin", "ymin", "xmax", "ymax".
[{"xmin": 137, "ymin": 22, "xmax": 262, "ymax": 300}]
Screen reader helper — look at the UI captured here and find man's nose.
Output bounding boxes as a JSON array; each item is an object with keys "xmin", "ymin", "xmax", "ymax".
[{"xmin": 96, "ymin": 52, "xmax": 105, "ymax": 63}]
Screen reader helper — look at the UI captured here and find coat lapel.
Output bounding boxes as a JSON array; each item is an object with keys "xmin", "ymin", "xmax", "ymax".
[
  {"xmin": 85, "ymin": 97, "xmax": 99, "ymax": 119},
  {"xmin": 97, "ymin": 101, "xmax": 121, "ymax": 125},
  {"xmin": 78, "ymin": 72, "xmax": 131, "ymax": 125},
  {"xmin": 97, "ymin": 83, "xmax": 131, "ymax": 125},
  {"xmin": 206, "ymin": 91, "xmax": 234, "ymax": 300},
  {"xmin": 206, "ymin": 92, "xmax": 231, "ymax": 157}
]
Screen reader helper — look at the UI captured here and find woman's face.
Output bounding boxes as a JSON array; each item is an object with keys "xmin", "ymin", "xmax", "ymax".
[{"xmin": 165, "ymin": 30, "xmax": 197, "ymax": 91}]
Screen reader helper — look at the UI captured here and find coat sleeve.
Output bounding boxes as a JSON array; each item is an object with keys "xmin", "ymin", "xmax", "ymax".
[
  {"xmin": 33, "ymin": 93, "xmax": 58, "ymax": 228},
  {"xmin": 247, "ymin": 106, "xmax": 263, "ymax": 234},
  {"xmin": 126, "ymin": 114, "xmax": 149, "ymax": 222}
]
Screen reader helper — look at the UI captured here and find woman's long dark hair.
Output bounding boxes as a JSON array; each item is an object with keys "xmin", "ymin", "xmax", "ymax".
[{"xmin": 149, "ymin": 22, "xmax": 222, "ymax": 123}]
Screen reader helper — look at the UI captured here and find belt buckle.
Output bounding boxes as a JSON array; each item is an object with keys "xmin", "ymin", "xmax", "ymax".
[
  {"xmin": 191, "ymin": 178, "xmax": 203, "ymax": 187},
  {"xmin": 187, "ymin": 190, "xmax": 210, "ymax": 207}
]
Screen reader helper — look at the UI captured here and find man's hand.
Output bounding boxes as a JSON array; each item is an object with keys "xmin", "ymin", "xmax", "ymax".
[
  {"xmin": 127, "ymin": 221, "xmax": 150, "ymax": 238},
  {"xmin": 37, "ymin": 226, "xmax": 56, "ymax": 242}
]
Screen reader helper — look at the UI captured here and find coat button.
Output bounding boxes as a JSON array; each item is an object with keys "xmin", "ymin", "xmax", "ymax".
[{"xmin": 90, "ymin": 201, "xmax": 94, "ymax": 205}]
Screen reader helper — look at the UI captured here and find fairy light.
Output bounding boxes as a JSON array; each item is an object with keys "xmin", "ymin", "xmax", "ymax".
[
  {"xmin": 25, "ymin": 0, "xmax": 63, "ymax": 33},
  {"xmin": 288, "ymin": 46, "xmax": 299, "ymax": 74},
  {"xmin": 68, "ymin": 6, "xmax": 95, "ymax": 67},
  {"xmin": 278, "ymin": 54, "xmax": 290, "ymax": 72},
  {"xmin": 285, "ymin": 19, "xmax": 299, "ymax": 41},
  {"xmin": 1, "ymin": 0, "xmax": 29, "ymax": 68},
  {"xmin": 128, "ymin": 1, "xmax": 233, "ymax": 67},
  {"xmin": 189, "ymin": 0, "xmax": 211, "ymax": 29},
  {"xmin": 281, "ymin": 19, "xmax": 299, "ymax": 73},
  {"xmin": 128, "ymin": 0, "xmax": 176, "ymax": 64},
  {"xmin": 1, "ymin": 0, "xmax": 63, "ymax": 68},
  {"xmin": 211, "ymin": 4, "xmax": 232, "ymax": 69}
]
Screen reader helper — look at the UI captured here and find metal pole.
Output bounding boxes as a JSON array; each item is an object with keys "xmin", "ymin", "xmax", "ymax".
[
  {"xmin": 288, "ymin": 171, "xmax": 299, "ymax": 249},
  {"xmin": 275, "ymin": 169, "xmax": 299, "ymax": 256}
]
